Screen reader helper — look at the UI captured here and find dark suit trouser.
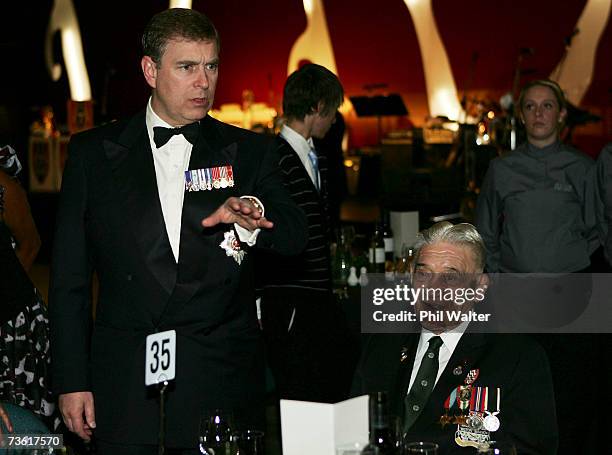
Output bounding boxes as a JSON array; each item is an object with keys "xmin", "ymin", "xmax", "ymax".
[{"xmin": 261, "ymin": 290, "xmax": 356, "ymax": 404}]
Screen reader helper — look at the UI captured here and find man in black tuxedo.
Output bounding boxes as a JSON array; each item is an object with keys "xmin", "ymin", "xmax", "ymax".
[
  {"xmin": 353, "ymin": 222, "xmax": 558, "ymax": 454},
  {"xmin": 258, "ymin": 64, "xmax": 354, "ymax": 403},
  {"xmin": 49, "ymin": 8, "xmax": 306, "ymax": 454}
]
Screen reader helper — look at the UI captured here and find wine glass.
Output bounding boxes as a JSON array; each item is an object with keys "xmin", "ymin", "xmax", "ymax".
[
  {"xmin": 199, "ymin": 408, "xmax": 233, "ymax": 455},
  {"xmin": 231, "ymin": 430, "xmax": 264, "ymax": 455},
  {"xmin": 403, "ymin": 441, "xmax": 439, "ymax": 454}
]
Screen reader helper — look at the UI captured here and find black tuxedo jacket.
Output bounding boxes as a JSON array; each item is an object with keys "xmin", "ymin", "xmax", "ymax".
[
  {"xmin": 49, "ymin": 112, "xmax": 307, "ymax": 447},
  {"xmin": 353, "ymin": 333, "xmax": 558, "ymax": 454}
]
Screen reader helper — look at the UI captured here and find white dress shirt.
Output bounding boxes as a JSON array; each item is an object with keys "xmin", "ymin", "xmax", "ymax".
[
  {"xmin": 407, "ymin": 322, "xmax": 469, "ymax": 394},
  {"xmin": 145, "ymin": 99, "xmax": 260, "ymax": 262},
  {"xmin": 146, "ymin": 99, "xmax": 192, "ymax": 262},
  {"xmin": 280, "ymin": 125, "xmax": 320, "ymax": 189}
]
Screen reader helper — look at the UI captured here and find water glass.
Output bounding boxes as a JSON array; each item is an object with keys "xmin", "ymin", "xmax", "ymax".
[
  {"xmin": 199, "ymin": 409, "xmax": 233, "ymax": 455},
  {"xmin": 231, "ymin": 430, "xmax": 264, "ymax": 455}
]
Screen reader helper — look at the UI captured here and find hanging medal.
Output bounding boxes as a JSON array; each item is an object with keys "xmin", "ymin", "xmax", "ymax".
[
  {"xmin": 204, "ymin": 168, "xmax": 211, "ymax": 191},
  {"xmin": 219, "ymin": 165, "xmax": 229, "ymax": 188},
  {"xmin": 198, "ymin": 168, "xmax": 206, "ymax": 191},
  {"xmin": 440, "ymin": 387, "xmax": 457, "ymax": 428},
  {"xmin": 184, "ymin": 170, "xmax": 194, "ymax": 192},
  {"xmin": 226, "ymin": 165, "xmax": 235, "ymax": 187},
  {"xmin": 193, "ymin": 169, "xmax": 201, "ymax": 191},
  {"xmin": 466, "ymin": 387, "xmax": 485, "ymax": 430},
  {"xmin": 455, "ymin": 384, "xmax": 490, "ymax": 449},
  {"xmin": 212, "ymin": 166, "xmax": 221, "ymax": 189},
  {"xmin": 483, "ymin": 387, "xmax": 501, "ymax": 432}
]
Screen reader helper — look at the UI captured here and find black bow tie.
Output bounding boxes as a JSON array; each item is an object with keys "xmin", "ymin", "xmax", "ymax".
[{"xmin": 153, "ymin": 122, "xmax": 200, "ymax": 148}]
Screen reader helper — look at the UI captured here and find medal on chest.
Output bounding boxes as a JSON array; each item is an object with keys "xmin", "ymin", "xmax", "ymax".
[
  {"xmin": 185, "ymin": 165, "xmax": 234, "ymax": 192},
  {"xmin": 455, "ymin": 386, "xmax": 501, "ymax": 449}
]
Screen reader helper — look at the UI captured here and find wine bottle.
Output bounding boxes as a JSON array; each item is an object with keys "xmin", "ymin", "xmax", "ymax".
[
  {"xmin": 362, "ymin": 392, "xmax": 397, "ymax": 455},
  {"xmin": 333, "ymin": 229, "xmax": 351, "ymax": 288},
  {"xmin": 382, "ymin": 210, "xmax": 394, "ymax": 262},
  {"xmin": 369, "ymin": 222, "xmax": 385, "ymax": 274}
]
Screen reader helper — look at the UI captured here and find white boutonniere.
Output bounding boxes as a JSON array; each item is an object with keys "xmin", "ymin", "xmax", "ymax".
[{"xmin": 220, "ymin": 230, "xmax": 245, "ymax": 265}]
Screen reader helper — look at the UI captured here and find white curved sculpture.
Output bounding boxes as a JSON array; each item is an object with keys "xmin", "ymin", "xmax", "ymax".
[
  {"xmin": 550, "ymin": 0, "xmax": 611, "ymax": 106},
  {"xmin": 403, "ymin": 0, "xmax": 463, "ymax": 120},
  {"xmin": 45, "ymin": 0, "xmax": 92, "ymax": 101},
  {"xmin": 287, "ymin": 0, "xmax": 338, "ymax": 75}
]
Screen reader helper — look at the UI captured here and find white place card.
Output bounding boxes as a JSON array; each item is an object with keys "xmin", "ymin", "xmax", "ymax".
[{"xmin": 280, "ymin": 395, "xmax": 369, "ymax": 455}]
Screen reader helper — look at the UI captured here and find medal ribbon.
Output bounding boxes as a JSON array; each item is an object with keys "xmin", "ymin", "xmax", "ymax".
[
  {"xmin": 469, "ymin": 387, "xmax": 476, "ymax": 411},
  {"xmin": 484, "ymin": 387, "xmax": 501, "ymax": 414},
  {"xmin": 444, "ymin": 387, "xmax": 459, "ymax": 411},
  {"xmin": 226, "ymin": 165, "xmax": 234, "ymax": 185},
  {"xmin": 473, "ymin": 386, "xmax": 486, "ymax": 412},
  {"xmin": 465, "ymin": 369, "xmax": 479, "ymax": 385},
  {"xmin": 203, "ymin": 168, "xmax": 210, "ymax": 189}
]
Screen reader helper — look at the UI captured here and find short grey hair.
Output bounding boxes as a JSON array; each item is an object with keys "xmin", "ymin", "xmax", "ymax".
[{"xmin": 413, "ymin": 221, "xmax": 485, "ymax": 272}]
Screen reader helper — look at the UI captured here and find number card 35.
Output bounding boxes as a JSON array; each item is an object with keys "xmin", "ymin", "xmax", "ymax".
[{"xmin": 145, "ymin": 330, "xmax": 176, "ymax": 386}]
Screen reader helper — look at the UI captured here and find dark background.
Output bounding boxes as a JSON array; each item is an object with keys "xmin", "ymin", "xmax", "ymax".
[{"xmin": 2, "ymin": 0, "xmax": 611, "ymax": 154}]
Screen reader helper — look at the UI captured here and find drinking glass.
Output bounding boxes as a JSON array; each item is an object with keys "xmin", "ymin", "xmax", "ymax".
[
  {"xmin": 231, "ymin": 430, "xmax": 264, "ymax": 455},
  {"xmin": 199, "ymin": 409, "xmax": 233, "ymax": 455},
  {"xmin": 404, "ymin": 441, "xmax": 439, "ymax": 454}
]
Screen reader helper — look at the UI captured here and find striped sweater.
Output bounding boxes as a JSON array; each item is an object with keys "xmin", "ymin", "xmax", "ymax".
[{"xmin": 256, "ymin": 136, "xmax": 332, "ymax": 293}]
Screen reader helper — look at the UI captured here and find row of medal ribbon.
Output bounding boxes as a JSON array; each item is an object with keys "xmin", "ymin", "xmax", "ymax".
[
  {"xmin": 185, "ymin": 165, "xmax": 234, "ymax": 192},
  {"xmin": 441, "ymin": 385, "xmax": 501, "ymax": 432}
]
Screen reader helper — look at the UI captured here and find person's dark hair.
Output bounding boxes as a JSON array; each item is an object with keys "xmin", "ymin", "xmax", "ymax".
[
  {"xmin": 518, "ymin": 79, "xmax": 567, "ymax": 113},
  {"xmin": 142, "ymin": 8, "xmax": 220, "ymax": 65},
  {"xmin": 282, "ymin": 64, "xmax": 344, "ymax": 121}
]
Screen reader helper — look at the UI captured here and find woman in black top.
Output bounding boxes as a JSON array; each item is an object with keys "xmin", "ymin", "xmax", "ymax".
[{"xmin": 0, "ymin": 147, "xmax": 58, "ymax": 430}]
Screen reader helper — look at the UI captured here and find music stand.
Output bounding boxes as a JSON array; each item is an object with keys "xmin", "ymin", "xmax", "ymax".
[{"xmin": 350, "ymin": 94, "xmax": 408, "ymax": 143}]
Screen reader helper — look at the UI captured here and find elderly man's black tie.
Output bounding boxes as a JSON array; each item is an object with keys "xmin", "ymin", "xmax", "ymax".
[
  {"xmin": 404, "ymin": 335, "xmax": 443, "ymax": 432},
  {"xmin": 153, "ymin": 122, "xmax": 200, "ymax": 148}
]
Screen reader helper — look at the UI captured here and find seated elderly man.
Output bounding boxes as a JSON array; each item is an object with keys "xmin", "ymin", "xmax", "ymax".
[{"xmin": 352, "ymin": 221, "xmax": 557, "ymax": 454}]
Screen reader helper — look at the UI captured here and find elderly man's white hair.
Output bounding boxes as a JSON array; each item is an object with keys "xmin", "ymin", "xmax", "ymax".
[{"xmin": 413, "ymin": 221, "xmax": 486, "ymax": 272}]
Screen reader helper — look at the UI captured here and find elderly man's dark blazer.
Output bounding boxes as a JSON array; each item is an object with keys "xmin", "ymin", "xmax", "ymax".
[
  {"xmin": 49, "ymin": 112, "xmax": 307, "ymax": 447},
  {"xmin": 353, "ymin": 332, "xmax": 558, "ymax": 455}
]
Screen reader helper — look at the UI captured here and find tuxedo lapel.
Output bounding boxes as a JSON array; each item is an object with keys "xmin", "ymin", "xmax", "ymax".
[
  {"xmin": 103, "ymin": 111, "xmax": 177, "ymax": 296},
  {"xmin": 436, "ymin": 332, "xmax": 488, "ymax": 396},
  {"xmin": 393, "ymin": 334, "xmax": 419, "ymax": 418},
  {"xmin": 173, "ymin": 116, "xmax": 239, "ymax": 306}
]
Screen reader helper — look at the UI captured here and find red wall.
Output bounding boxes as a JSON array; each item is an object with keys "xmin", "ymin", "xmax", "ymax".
[
  {"xmin": 198, "ymin": 0, "xmax": 611, "ymax": 153},
  {"xmin": 6, "ymin": 0, "xmax": 610, "ymax": 154}
]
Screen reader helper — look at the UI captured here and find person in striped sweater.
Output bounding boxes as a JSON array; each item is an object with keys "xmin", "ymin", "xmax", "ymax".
[{"xmin": 257, "ymin": 63, "xmax": 353, "ymax": 403}]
